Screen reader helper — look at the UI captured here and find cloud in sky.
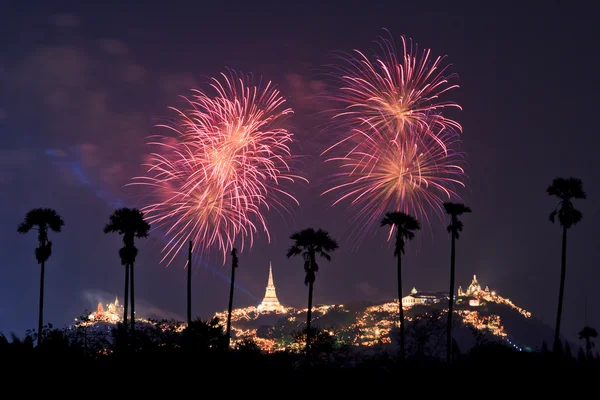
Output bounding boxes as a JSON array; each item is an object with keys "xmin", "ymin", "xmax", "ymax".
[
  {"xmin": 50, "ymin": 13, "xmax": 82, "ymax": 29},
  {"xmin": 98, "ymin": 39, "xmax": 129, "ymax": 56},
  {"xmin": 1, "ymin": 37, "xmax": 167, "ymax": 197},
  {"xmin": 284, "ymin": 72, "xmax": 328, "ymax": 112},
  {"xmin": 0, "ymin": 149, "xmax": 34, "ymax": 185}
]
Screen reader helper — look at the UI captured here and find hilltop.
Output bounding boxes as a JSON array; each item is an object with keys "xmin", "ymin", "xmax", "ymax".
[{"xmin": 215, "ymin": 275, "xmax": 553, "ymax": 355}]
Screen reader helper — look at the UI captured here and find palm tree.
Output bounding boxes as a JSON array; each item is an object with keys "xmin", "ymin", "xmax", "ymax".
[
  {"xmin": 380, "ymin": 211, "xmax": 420, "ymax": 361},
  {"xmin": 443, "ymin": 202, "xmax": 471, "ymax": 364},
  {"xmin": 547, "ymin": 177, "xmax": 586, "ymax": 352},
  {"xmin": 104, "ymin": 208, "xmax": 150, "ymax": 331},
  {"xmin": 18, "ymin": 208, "xmax": 64, "ymax": 346},
  {"xmin": 187, "ymin": 240, "xmax": 192, "ymax": 326},
  {"xmin": 286, "ymin": 228, "xmax": 338, "ymax": 355},
  {"xmin": 226, "ymin": 247, "xmax": 239, "ymax": 348},
  {"xmin": 579, "ymin": 326, "xmax": 598, "ymax": 358}
]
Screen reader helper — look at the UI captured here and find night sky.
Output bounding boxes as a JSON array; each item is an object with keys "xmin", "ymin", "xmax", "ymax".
[{"xmin": 1, "ymin": 1, "xmax": 597, "ymax": 342}]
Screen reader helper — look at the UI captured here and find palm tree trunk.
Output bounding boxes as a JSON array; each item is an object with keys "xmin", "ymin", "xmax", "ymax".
[
  {"xmin": 38, "ymin": 259, "xmax": 45, "ymax": 347},
  {"xmin": 306, "ymin": 280, "xmax": 314, "ymax": 356},
  {"xmin": 553, "ymin": 226, "xmax": 568, "ymax": 352},
  {"xmin": 447, "ymin": 232, "xmax": 456, "ymax": 364},
  {"xmin": 123, "ymin": 264, "xmax": 129, "ymax": 328},
  {"xmin": 130, "ymin": 261, "xmax": 135, "ymax": 331},
  {"xmin": 397, "ymin": 252, "xmax": 405, "ymax": 360},
  {"xmin": 187, "ymin": 240, "xmax": 192, "ymax": 326},
  {"xmin": 586, "ymin": 338, "xmax": 592, "ymax": 358},
  {"xmin": 226, "ymin": 262, "xmax": 236, "ymax": 348}
]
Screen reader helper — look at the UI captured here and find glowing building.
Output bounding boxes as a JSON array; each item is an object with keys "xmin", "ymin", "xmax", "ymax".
[
  {"xmin": 402, "ymin": 287, "xmax": 447, "ymax": 308},
  {"xmin": 88, "ymin": 296, "xmax": 123, "ymax": 323},
  {"xmin": 256, "ymin": 262, "xmax": 286, "ymax": 313},
  {"xmin": 458, "ymin": 275, "xmax": 487, "ymax": 297}
]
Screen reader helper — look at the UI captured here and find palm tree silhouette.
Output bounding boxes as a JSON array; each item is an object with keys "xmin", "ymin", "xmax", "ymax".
[
  {"xmin": 380, "ymin": 211, "xmax": 420, "ymax": 361},
  {"xmin": 17, "ymin": 208, "xmax": 65, "ymax": 346},
  {"xmin": 286, "ymin": 228, "xmax": 338, "ymax": 355},
  {"xmin": 579, "ymin": 326, "xmax": 598, "ymax": 358},
  {"xmin": 548, "ymin": 177, "xmax": 586, "ymax": 352},
  {"xmin": 104, "ymin": 208, "xmax": 150, "ymax": 331},
  {"xmin": 226, "ymin": 247, "xmax": 239, "ymax": 348},
  {"xmin": 187, "ymin": 240, "xmax": 192, "ymax": 326},
  {"xmin": 443, "ymin": 202, "xmax": 471, "ymax": 364}
]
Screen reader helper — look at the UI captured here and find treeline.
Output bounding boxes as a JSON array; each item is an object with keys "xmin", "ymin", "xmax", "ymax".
[{"xmin": 1, "ymin": 318, "xmax": 599, "ymax": 372}]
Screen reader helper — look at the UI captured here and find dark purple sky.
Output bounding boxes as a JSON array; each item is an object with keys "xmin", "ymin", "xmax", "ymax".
[{"xmin": 0, "ymin": 1, "xmax": 597, "ymax": 343}]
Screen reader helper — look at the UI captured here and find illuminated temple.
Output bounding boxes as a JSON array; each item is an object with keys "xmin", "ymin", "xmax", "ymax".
[
  {"xmin": 88, "ymin": 296, "xmax": 123, "ymax": 323},
  {"xmin": 256, "ymin": 263, "xmax": 286, "ymax": 313},
  {"xmin": 458, "ymin": 274, "xmax": 490, "ymax": 297}
]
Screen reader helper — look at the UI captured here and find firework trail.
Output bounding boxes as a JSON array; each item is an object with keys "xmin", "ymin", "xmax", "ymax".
[
  {"xmin": 133, "ymin": 71, "xmax": 306, "ymax": 264},
  {"xmin": 322, "ymin": 32, "xmax": 466, "ymax": 239}
]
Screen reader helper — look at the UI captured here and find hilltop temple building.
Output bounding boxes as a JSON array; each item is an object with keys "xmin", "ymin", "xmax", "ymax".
[
  {"xmin": 256, "ymin": 263, "xmax": 286, "ymax": 313},
  {"xmin": 458, "ymin": 274, "xmax": 490, "ymax": 297},
  {"xmin": 88, "ymin": 296, "xmax": 123, "ymax": 323},
  {"xmin": 402, "ymin": 287, "xmax": 447, "ymax": 308},
  {"xmin": 458, "ymin": 275, "xmax": 496, "ymax": 306}
]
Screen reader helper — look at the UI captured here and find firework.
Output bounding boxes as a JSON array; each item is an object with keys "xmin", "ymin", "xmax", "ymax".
[
  {"xmin": 133, "ymin": 71, "xmax": 305, "ymax": 264},
  {"xmin": 323, "ymin": 117, "xmax": 464, "ymax": 237},
  {"xmin": 326, "ymin": 31, "xmax": 461, "ymax": 147},
  {"xmin": 322, "ymin": 32, "xmax": 466, "ymax": 237}
]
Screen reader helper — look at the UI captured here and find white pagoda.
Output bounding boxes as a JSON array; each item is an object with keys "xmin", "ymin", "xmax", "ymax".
[{"xmin": 256, "ymin": 262, "xmax": 286, "ymax": 313}]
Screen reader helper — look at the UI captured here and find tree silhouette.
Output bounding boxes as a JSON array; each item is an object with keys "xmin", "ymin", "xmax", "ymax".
[
  {"xmin": 187, "ymin": 241, "xmax": 192, "ymax": 326},
  {"xmin": 104, "ymin": 208, "xmax": 150, "ymax": 331},
  {"xmin": 547, "ymin": 177, "xmax": 586, "ymax": 352},
  {"xmin": 286, "ymin": 228, "xmax": 338, "ymax": 356},
  {"xmin": 380, "ymin": 211, "xmax": 420, "ymax": 361},
  {"xmin": 579, "ymin": 326, "xmax": 597, "ymax": 359},
  {"xmin": 443, "ymin": 202, "xmax": 471, "ymax": 364},
  {"xmin": 18, "ymin": 208, "xmax": 65, "ymax": 346},
  {"xmin": 226, "ymin": 247, "xmax": 239, "ymax": 348}
]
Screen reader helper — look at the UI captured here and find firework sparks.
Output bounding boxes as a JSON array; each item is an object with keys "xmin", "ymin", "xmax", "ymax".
[
  {"xmin": 133, "ymin": 71, "xmax": 306, "ymax": 264},
  {"xmin": 322, "ymin": 32, "xmax": 466, "ymax": 238},
  {"xmin": 323, "ymin": 117, "xmax": 465, "ymax": 236},
  {"xmin": 327, "ymin": 30, "xmax": 462, "ymax": 143}
]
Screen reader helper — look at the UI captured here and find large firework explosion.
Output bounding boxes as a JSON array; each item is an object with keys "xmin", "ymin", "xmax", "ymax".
[
  {"xmin": 322, "ymin": 32, "xmax": 466, "ymax": 238},
  {"xmin": 133, "ymin": 71, "xmax": 306, "ymax": 264},
  {"xmin": 327, "ymin": 31, "xmax": 462, "ymax": 142}
]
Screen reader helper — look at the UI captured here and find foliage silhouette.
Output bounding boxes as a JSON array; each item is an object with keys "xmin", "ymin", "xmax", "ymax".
[
  {"xmin": 443, "ymin": 202, "xmax": 471, "ymax": 364},
  {"xmin": 547, "ymin": 177, "xmax": 585, "ymax": 353},
  {"xmin": 17, "ymin": 208, "xmax": 65, "ymax": 346},
  {"xmin": 104, "ymin": 208, "xmax": 150, "ymax": 332},
  {"xmin": 579, "ymin": 326, "xmax": 597, "ymax": 358},
  {"xmin": 182, "ymin": 317, "xmax": 227, "ymax": 352},
  {"xmin": 286, "ymin": 228, "xmax": 338, "ymax": 356},
  {"xmin": 380, "ymin": 211, "xmax": 420, "ymax": 361}
]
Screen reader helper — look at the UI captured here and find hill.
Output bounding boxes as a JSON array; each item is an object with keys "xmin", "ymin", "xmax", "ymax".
[{"xmin": 215, "ymin": 275, "xmax": 553, "ymax": 355}]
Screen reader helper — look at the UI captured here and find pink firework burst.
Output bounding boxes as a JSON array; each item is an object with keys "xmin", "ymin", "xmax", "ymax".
[
  {"xmin": 322, "ymin": 32, "xmax": 467, "ymax": 239},
  {"xmin": 327, "ymin": 30, "xmax": 462, "ymax": 147},
  {"xmin": 132, "ymin": 71, "xmax": 306, "ymax": 264},
  {"xmin": 323, "ymin": 117, "xmax": 465, "ymax": 239}
]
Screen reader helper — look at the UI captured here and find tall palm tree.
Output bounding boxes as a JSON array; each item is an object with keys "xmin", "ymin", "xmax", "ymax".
[
  {"xmin": 286, "ymin": 228, "xmax": 338, "ymax": 355},
  {"xmin": 104, "ymin": 208, "xmax": 150, "ymax": 331},
  {"xmin": 579, "ymin": 326, "xmax": 598, "ymax": 358},
  {"xmin": 548, "ymin": 177, "xmax": 586, "ymax": 352},
  {"xmin": 380, "ymin": 211, "xmax": 420, "ymax": 361},
  {"xmin": 443, "ymin": 202, "xmax": 471, "ymax": 364},
  {"xmin": 226, "ymin": 247, "xmax": 239, "ymax": 348},
  {"xmin": 187, "ymin": 240, "xmax": 192, "ymax": 327},
  {"xmin": 18, "ymin": 208, "xmax": 65, "ymax": 346}
]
